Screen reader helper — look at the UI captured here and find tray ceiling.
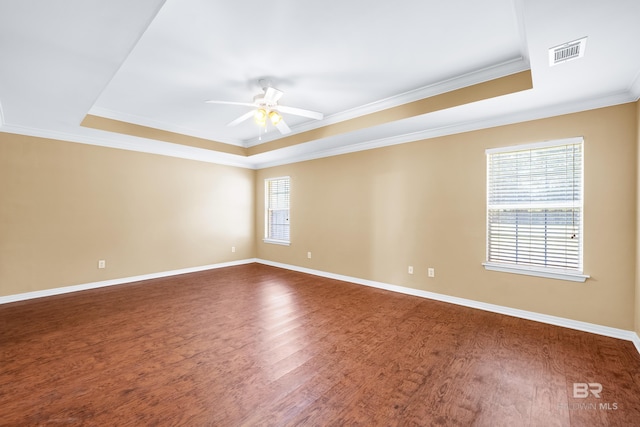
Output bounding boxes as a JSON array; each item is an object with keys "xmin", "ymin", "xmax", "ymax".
[{"xmin": 1, "ymin": 0, "xmax": 639, "ymax": 168}]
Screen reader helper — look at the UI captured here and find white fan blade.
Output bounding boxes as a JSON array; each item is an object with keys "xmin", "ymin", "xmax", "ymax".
[
  {"xmin": 275, "ymin": 118, "xmax": 291, "ymax": 134},
  {"xmin": 228, "ymin": 110, "xmax": 255, "ymax": 127},
  {"xmin": 206, "ymin": 100, "xmax": 256, "ymax": 108},
  {"xmin": 264, "ymin": 87, "xmax": 284, "ymax": 104},
  {"xmin": 276, "ymin": 105, "xmax": 323, "ymax": 120}
]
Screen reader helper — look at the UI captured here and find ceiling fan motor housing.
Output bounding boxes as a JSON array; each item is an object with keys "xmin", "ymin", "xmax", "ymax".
[{"xmin": 253, "ymin": 94, "xmax": 275, "ymax": 108}]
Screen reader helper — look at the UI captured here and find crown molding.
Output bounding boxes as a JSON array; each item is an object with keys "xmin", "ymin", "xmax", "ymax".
[
  {"xmin": 244, "ymin": 58, "xmax": 531, "ymax": 147},
  {"xmin": 512, "ymin": 0, "xmax": 529, "ymax": 64},
  {"xmin": 0, "ymin": 123, "xmax": 254, "ymax": 169},
  {"xmin": 252, "ymin": 89, "xmax": 637, "ymax": 169},
  {"xmin": 86, "ymin": 58, "xmax": 530, "ymax": 151},
  {"xmin": 2, "ymin": 87, "xmax": 636, "ymax": 171},
  {"xmin": 88, "ymin": 106, "xmax": 246, "ymax": 147}
]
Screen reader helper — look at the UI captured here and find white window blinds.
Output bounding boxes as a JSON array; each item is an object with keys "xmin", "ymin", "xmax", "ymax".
[
  {"xmin": 265, "ymin": 177, "xmax": 290, "ymax": 244},
  {"xmin": 486, "ymin": 139, "xmax": 583, "ymax": 272}
]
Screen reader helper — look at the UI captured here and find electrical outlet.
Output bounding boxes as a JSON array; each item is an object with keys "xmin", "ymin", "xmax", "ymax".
[
  {"xmin": 98, "ymin": 260, "xmax": 106, "ymax": 269},
  {"xmin": 231, "ymin": 246, "xmax": 236, "ymax": 253},
  {"xmin": 307, "ymin": 252, "xmax": 312, "ymax": 259},
  {"xmin": 408, "ymin": 266, "xmax": 414, "ymax": 274},
  {"xmin": 428, "ymin": 268, "xmax": 435, "ymax": 277}
]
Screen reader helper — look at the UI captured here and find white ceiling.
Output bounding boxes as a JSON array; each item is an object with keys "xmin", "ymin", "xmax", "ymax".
[{"xmin": 1, "ymin": 0, "xmax": 639, "ymax": 169}]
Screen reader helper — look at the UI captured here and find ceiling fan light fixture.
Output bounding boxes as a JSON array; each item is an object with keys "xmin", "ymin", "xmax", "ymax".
[
  {"xmin": 207, "ymin": 82, "xmax": 323, "ymax": 135},
  {"xmin": 269, "ymin": 110, "xmax": 282, "ymax": 125},
  {"xmin": 254, "ymin": 108, "xmax": 267, "ymax": 125}
]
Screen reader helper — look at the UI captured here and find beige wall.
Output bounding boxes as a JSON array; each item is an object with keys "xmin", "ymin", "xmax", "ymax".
[
  {"xmin": 2, "ymin": 103, "xmax": 639, "ymax": 333},
  {"xmin": 637, "ymin": 98, "xmax": 640, "ymax": 337},
  {"xmin": 257, "ymin": 104, "xmax": 638, "ymax": 330},
  {"xmin": 0, "ymin": 133, "xmax": 255, "ymax": 296}
]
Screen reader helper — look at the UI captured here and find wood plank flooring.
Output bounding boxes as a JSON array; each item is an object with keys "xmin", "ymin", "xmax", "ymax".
[{"xmin": 1, "ymin": 263, "xmax": 640, "ymax": 426}]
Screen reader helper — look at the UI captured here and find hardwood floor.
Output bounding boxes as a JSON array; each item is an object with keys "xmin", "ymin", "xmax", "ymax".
[{"xmin": 1, "ymin": 263, "xmax": 639, "ymax": 426}]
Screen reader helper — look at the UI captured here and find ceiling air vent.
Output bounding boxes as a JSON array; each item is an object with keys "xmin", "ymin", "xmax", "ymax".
[{"xmin": 549, "ymin": 37, "xmax": 587, "ymax": 66}]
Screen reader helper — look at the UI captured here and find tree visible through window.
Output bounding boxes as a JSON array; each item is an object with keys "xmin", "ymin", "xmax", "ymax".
[
  {"xmin": 485, "ymin": 138, "xmax": 585, "ymax": 279},
  {"xmin": 264, "ymin": 177, "xmax": 290, "ymax": 244}
]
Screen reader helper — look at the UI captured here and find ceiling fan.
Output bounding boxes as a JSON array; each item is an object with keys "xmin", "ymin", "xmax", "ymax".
[{"xmin": 206, "ymin": 81, "xmax": 323, "ymax": 135}]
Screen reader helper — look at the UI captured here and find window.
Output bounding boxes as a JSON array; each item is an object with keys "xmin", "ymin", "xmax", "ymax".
[
  {"xmin": 483, "ymin": 138, "xmax": 588, "ymax": 282},
  {"xmin": 264, "ymin": 177, "xmax": 290, "ymax": 245}
]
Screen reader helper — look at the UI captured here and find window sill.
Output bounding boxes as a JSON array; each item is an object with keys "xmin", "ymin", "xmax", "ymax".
[
  {"xmin": 483, "ymin": 262, "xmax": 589, "ymax": 282},
  {"xmin": 263, "ymin": 239, "xmax": 290, "ymax": 246}
]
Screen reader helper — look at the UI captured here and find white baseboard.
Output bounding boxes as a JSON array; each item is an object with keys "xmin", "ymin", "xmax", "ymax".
[
  {"xmin": 632, "ymin": 333, "xmax": 640, "ymax": 355},
  {"xmin": 0, "ymin": 258, "xmax": 257, "ymax": 305},
  {"xmin": 257, "ymin": 259, "xmax": 640, "ymax": 355}
]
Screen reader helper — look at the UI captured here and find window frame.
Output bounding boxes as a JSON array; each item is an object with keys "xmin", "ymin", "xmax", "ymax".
[
  {"xmin": 263, "ymin": 176, "xmax": 291, "ymax": 246},
  {"xmin": 483, "ymin": 137, "xmax": 589, "ymax": 282}
]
